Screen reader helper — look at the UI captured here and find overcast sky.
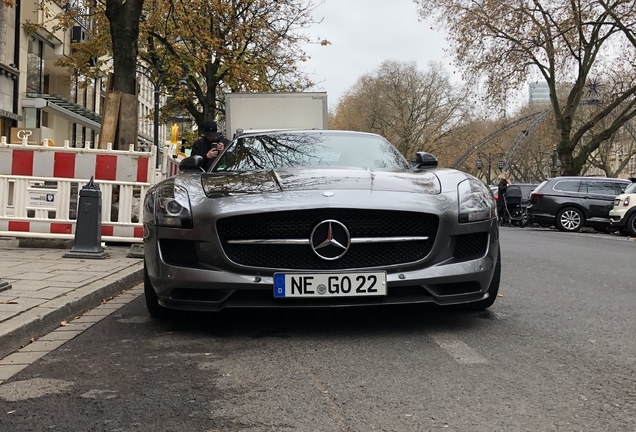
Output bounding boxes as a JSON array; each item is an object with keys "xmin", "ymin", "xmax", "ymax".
[{"xmin": 300, "ymin": 0, "xmax": 454, "ymax": 109}]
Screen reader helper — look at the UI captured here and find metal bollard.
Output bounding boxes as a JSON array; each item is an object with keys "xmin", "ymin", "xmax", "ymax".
[
  {"xmin": 64, "ymin": 177, "xmax": 109, "ymax": 259},
  {"xmin": 0, "ymin": 278, "xmax": 10, "ymax": 292}
]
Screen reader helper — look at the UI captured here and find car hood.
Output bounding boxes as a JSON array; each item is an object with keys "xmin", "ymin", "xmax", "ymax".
[{"xmin": 200, "ymin": 168, "xmax": 441, "ymax": 197}]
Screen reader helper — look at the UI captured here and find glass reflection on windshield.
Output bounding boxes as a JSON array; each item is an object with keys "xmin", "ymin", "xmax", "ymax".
[{"xmin": 212, "ymin": 132, "xmax": 409, "ymax": 172}]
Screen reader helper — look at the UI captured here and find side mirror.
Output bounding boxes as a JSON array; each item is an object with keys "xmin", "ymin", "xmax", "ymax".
[
  {"xmin": 411, "ymin": 152, "xmax": 438, "ymax": 169},
  {"xmin": 179, "ymin": 155, "xmax": 205, "ymax": 172}
]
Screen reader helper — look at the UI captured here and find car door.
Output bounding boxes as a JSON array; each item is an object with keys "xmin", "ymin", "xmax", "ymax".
[
  {"xmin": 581, "ymin": 181, "xmax": 620, "ymax": 222},
  {"xmin": 549, "ymin": 180, "xmax": 583, "ymax": 216}
]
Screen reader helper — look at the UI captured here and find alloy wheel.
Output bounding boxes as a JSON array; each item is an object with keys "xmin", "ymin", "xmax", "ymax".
[{"xmin": 559, "ymin": 209, "xmax": 582, "ymax": 231}]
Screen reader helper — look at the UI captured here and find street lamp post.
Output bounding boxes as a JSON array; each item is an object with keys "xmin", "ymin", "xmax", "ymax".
[
  {"xmin": 153, "ymin": 83, "xmax": 160, "ymax": 168},
  {"xmin": 476, "ymin": 152, "xmax": 505, "ymax": 185},
  {"xmin": 548, "ymin": 150, "xmax": 561, "ymax": 177},
  {"xmin": 136, "ymin": 64, "xmax": 164, "ymax": 169}
]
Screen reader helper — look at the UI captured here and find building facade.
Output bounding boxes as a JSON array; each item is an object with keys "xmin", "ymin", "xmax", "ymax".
[
  {"xmin": 0, "ymin": 1, "xmax": 21, "ymax": 138},
  {"xmin": 0, "ymin": 0, "xmax": 166, "ymax": 149},
  {"xmin": 528, "ymin": 81, "xmax": 551, "ymax": 104}
]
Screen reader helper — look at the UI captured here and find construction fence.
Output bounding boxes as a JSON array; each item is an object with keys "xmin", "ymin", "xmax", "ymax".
[{"xmin": 0, "ymin": 136, "xmax": 180, "ymax": 243}]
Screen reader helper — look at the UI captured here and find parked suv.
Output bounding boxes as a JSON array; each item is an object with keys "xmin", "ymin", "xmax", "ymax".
[
  {"xmin": 527, "ymin": 176, "xmax": 631, "ymax": 232},
  {"xmin": 609, "ymin": 181, "xmax": 636, "ymax": 236}
]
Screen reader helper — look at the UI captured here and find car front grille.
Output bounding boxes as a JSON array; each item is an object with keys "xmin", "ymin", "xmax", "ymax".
[
  {"xmin": 217, "ymin": 209, "xmax": 438, "ymax": 269},
  {"xmin": 453, "ymin": 232, "xmax": 488, "ymax": 260}
]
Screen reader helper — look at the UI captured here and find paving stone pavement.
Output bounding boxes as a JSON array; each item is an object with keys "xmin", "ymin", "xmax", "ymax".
[{"xmin": 0, "ymin": 243, "xmax": 144, "ymax": 360}]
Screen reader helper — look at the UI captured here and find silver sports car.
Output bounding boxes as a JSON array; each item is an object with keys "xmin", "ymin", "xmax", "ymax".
[{"xmin": 143, "ymin": 130, "xmax": 500, "ymax": 317}]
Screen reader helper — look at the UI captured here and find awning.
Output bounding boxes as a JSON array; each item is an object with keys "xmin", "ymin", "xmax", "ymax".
[
  {"xmin": 0, "ymin": 108, "xmax": 21, "ymax": 121},
  {"xmin": 22, "ymin": 93, "xmax": 102, "ymax": 131}
]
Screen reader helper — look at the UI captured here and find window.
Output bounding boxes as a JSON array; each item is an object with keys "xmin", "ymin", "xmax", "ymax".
[
  {"xmin": 26, "ymin": 39, "xmax": 43, "ymax": 93},
  {"xmin": 585, "ymin": 181, "xmax": 621, "ymax": 196},
  {"xmin": 553, "ymin": 181, "xmax": 580, "ymax": 192},
  {"xmin": 86, "ymin": 79, "xmax": 96, "ymax": 111}
]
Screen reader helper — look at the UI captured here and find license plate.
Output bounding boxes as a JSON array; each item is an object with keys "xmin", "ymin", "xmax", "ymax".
[{"xmin": 273, "ymin": 272, "xmax": 387, "ymax": 298}]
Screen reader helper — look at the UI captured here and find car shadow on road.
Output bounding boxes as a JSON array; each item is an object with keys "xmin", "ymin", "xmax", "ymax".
[{"xmin": 149, "ymin": 304, "xmax": 497, "ymax": 340}]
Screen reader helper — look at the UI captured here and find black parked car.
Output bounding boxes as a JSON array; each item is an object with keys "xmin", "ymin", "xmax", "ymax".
[{"xmin": 527, "ymin": 176, "xmax": 631, "ymax": 232}]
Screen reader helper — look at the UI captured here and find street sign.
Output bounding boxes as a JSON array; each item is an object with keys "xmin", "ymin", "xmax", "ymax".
[{"xmin": 27, "ymin": 189, "xmax": 57, "ymax": 210}]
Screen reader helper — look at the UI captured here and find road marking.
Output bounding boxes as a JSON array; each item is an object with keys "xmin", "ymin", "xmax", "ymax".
[{"xmin": 430, "ymin": 333, "xmax": 488, "ymax": 365}]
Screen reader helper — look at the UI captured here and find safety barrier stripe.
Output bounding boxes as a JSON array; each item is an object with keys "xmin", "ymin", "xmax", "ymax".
[
  {"xmin": 0, "ymin": 147, "xmax": 152, "ymax": 183},
  {"xmin": 0, "ymin": 220, "xmax": 143, "ymax": 238}
]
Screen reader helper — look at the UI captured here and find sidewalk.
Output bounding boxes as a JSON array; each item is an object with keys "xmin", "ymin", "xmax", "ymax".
[{"xmin": 0, "ymin": 242, "xmax": 144, "ymax": 359}]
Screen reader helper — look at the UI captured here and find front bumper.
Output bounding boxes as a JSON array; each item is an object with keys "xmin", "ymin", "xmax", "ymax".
[
  {"xmin": 144, "ymin": 219, "xmax": 500, "ymax": 312},
  {"xmin": 609, "ymin": 209, "xmax": 628, "ymax": 227}
]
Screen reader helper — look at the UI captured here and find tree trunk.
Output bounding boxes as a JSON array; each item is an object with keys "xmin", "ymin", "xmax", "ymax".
[
  {"xmin": 105, "ymin": 0, "xmax": 144, "ymax": 95},
  {"xmin": 104, "ymin": 0, "xmax": 145, "ymax": 149}
]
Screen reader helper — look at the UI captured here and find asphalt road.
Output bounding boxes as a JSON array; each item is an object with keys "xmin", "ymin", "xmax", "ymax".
[{"xmin": 0, "ymin": 228, "xmax": 635, "ymax": 432}]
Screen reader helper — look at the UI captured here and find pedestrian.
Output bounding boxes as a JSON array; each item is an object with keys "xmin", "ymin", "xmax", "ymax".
[
  {"xmin": 497, "ymin": 172, "xmax": 511, "ymax": 224},
  {"xmin": 190, "ymin": 121, "xmax": 231, "ymax": 171}
]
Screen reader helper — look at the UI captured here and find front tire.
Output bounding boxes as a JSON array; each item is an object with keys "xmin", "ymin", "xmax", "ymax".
[
  {"xmin": 627, "ymin": 213, "xmax": 636, "ymax": 236},
  {"xmin": 144, "ymin": 263, "xmax": 170, "ymax": 319},
  {"xmin": 556, "ymin": 207, "xmax": 584, "ymax": 232}
]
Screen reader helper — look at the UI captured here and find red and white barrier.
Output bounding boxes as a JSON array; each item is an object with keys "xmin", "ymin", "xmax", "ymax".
[
  {"xmin": 0, "ymin": 219, "xmax": 144, "ymax": 239},
  {"xmin": 0, "ymin": 137, "xmax": 156, "ymax": 243},
  {"xmin": 0, "ymin": 140, "xmax": 153, "ymax": 183},
  {"xmin": 166, "ymin": 157, "xmax": 180, "ymax": 178}
]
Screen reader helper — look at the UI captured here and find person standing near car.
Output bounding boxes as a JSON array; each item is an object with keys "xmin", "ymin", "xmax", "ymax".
[
  {"xmin": 497, "ymin": 172, "xmax": 511, "ymax": 222},
  {"xmin": 191, "ymin": 121, "xmax": 230, "ymax": 171}
]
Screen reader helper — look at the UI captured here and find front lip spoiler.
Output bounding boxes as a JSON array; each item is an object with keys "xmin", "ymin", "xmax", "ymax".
[{"xmin": 157, "ymin": 291, "xmax": 489, "ymax": 312}]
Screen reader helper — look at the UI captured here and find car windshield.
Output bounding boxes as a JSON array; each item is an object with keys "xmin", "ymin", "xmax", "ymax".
[
  {"xmin": 625, "ymin": 183, "xmax": 636, "ymax": 194},
  {"xmin": 211, "ymin": 131, "xmax": 410, "ymax": 172}
]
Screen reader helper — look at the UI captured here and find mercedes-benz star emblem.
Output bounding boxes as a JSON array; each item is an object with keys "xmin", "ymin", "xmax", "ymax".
[{"xmin": 310, "ymin": 220, "xmax": 351, "ymax": 260}]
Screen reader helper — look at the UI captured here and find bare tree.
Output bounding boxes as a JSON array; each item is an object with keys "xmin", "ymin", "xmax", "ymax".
[
  {"xmin": 415, "ymin": 0, "xmax": 636, "ymax": 175},
  {"xmin": 331, "ymin": 61, "xmax": 471, "ymax": 157}
]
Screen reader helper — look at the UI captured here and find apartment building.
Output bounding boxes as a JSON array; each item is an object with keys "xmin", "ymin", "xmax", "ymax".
[{"xmin": 0, "ymin": 0, "xmax": 166, "ymax": 148}]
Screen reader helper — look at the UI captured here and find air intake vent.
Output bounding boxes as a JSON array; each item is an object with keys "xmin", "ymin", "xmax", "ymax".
[
  {"xmin": 160, "ymin": 239, "xmax": 199, "ymax": 266},
  {"xmin": 454, "ymin": 232, "xmax": 488, "ymax": 260}
]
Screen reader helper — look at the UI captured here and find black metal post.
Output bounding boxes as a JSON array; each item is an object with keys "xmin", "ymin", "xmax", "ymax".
[
  {"xmin": 477, "ymin": 152, "xmax": 505, "ymax": 184},
  {"xmin": 0, "ymin": 278, "xmax": 10, "ymax": 292},
  {"xmin": 550, "ymin": 150, "xmax": 559, "ymax": 177},
  {"xmin": 64, "ymin": 177, "xmax": 109, "ymax": 259},
  {"xmin": 154, "ymin": 83, "xmax": 160, "ymax": 168}
]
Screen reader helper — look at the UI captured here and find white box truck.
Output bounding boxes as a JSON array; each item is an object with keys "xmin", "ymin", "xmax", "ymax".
[{"xmin": 224, "ymin": 92, "xmax": 328, "ymax": 138}]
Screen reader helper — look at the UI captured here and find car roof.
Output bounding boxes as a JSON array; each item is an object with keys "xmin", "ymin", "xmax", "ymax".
[{"xmin": 549, "ymin": 176, "xmax": 630, "ymax": 182}]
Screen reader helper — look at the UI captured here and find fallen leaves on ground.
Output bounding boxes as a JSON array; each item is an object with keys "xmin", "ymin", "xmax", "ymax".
[{"xmin": 60, "ymin": 320, "xmax": 69, "ymax": 326}]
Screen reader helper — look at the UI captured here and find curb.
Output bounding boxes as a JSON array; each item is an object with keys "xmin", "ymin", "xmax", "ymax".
[{"xmin": 0, "ymin": 262, "xmax": 144, "ymax": 359}]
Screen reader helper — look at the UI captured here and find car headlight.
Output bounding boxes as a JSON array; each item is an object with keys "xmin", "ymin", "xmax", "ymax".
[
  {"xmin": 143, "ymin": 183, "xmax": 193, "ymax": 228},
  {"xmin": 457, "ymin": 178, "xmax": 496, "ymax": 223}
]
